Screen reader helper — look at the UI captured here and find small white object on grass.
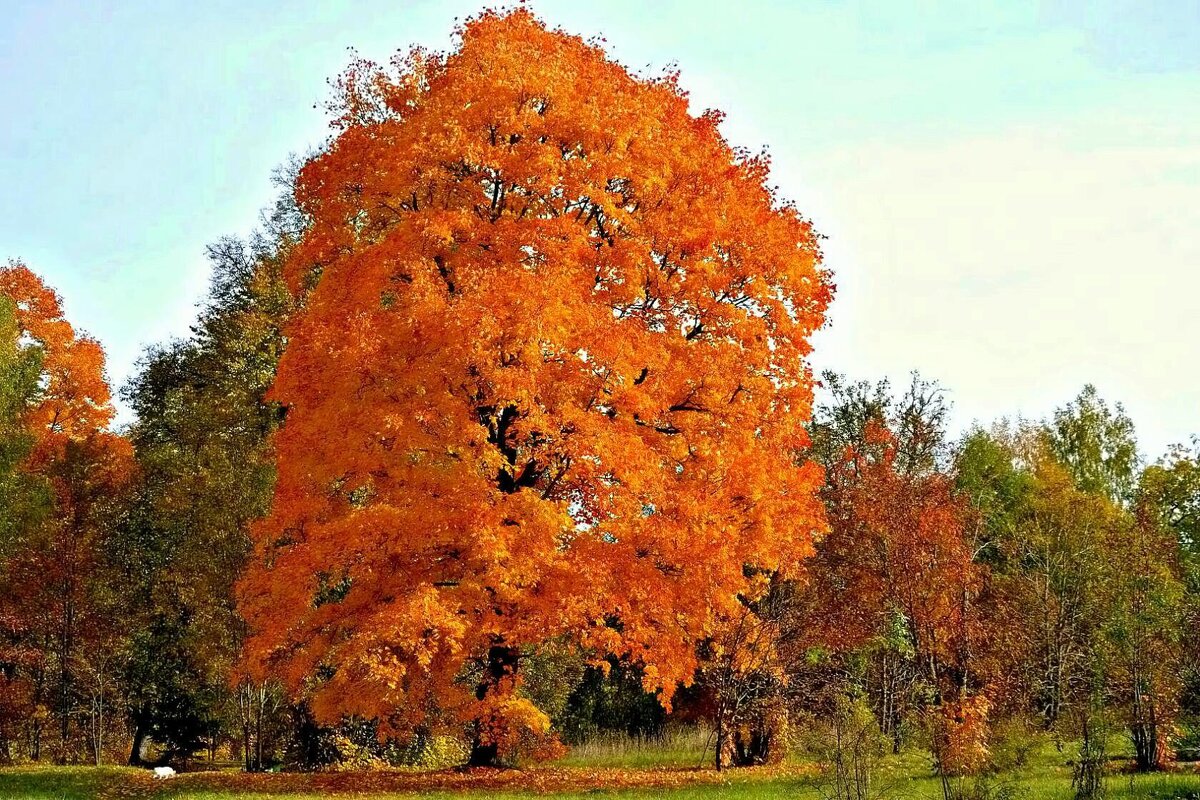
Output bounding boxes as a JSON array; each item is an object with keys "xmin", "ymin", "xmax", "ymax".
[{"xmin": 152, "ymin": 766, "xmax": 176, "ymax": 779}]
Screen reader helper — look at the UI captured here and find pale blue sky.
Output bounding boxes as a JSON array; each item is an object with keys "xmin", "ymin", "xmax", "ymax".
[{"xmin": 1, "ymin": 1, "xmax": 1197, "ymax": 456}]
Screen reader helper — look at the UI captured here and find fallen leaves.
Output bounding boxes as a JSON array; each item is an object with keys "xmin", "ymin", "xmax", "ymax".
[{"xmin": 92, "ymin": 763, "xmax": 821, "ymax": 798}]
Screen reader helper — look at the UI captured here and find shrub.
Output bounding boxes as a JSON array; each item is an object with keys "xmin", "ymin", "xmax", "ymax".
[
  {"xmin": 804, "ymin": 695, "xmax": 890, "ymax": 800},
  {"xmin": 987, "ymin": 716, "xmax": 1045, "ymax": 772}
]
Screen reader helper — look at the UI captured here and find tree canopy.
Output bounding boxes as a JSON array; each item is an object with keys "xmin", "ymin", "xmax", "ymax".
[{"xmin": 236, "ymin": 9, "xmax": 831, "ymax": 762}]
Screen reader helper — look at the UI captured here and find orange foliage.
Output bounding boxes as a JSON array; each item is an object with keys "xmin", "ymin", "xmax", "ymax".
[
  {"xmin": 237, "ymin": 8, "xmax": 830, "ymax": 741},
  {"xmin": 0, "ymin": 265, "xmax": 134, "ymax": 693},
  {"xmin": 0, "ymin": 262, "xmax": 115, "ymax": 461},
  {"xmin": 933, "ymin": 693, "xmax": 992, "ymax": 776},
  {"xmin": 814, "ymin": 427, "xmax": 979, "ymax": 673},
  {"xmin": 473, "ymin": 678, "xmax": 567, "ymax": 764}
]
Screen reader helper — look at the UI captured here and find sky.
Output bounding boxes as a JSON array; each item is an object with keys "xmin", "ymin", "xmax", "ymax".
[{"xmin": 1, "ymin": 0, "xmax": 1198, "ymax": 458}]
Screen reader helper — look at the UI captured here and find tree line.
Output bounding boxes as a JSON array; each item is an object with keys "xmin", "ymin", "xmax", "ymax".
[{"xmin": 0, "ymin": 8, "xmax": 1196, "ymax": 785}]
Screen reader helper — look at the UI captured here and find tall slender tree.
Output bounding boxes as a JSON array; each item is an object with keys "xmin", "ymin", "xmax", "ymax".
[{"xmin": 117, "ymin": 175, "xmax": 301, "ymax": 765}]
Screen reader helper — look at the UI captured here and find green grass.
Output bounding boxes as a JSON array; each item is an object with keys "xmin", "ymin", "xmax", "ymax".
[{"xmin": 0, "ymin": 765, "xmax": 149, "ymax": 799}]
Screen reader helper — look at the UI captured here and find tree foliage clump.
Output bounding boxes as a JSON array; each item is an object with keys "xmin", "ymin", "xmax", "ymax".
[{"xmin": 236, "ymin": 8, "xmax": 831, "ymax": 765}]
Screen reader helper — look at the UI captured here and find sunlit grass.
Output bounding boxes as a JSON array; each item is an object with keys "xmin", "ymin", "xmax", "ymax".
[{"xmin": 554, "ymin": 725, "xmax": 714, "ymax": 768}]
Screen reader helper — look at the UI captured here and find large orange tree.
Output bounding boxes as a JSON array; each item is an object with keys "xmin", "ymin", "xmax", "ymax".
[{"xmin": 237, "ymin": 9, "xmax": 831, "ymax": 764}]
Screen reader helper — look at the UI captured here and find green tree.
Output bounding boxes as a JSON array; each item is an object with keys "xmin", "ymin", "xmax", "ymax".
[
  {"xmin": 1014, "ymin": 457, "xmax": 1118, "ymax": 730},
  {"xmin": 0, "ymin": 294, "xmax": 48, "ymax": 554},
  {"xmin": 1139, "ymin": 440, "xmax": 1200, "ymax": 586},
  {"xmin": 1047, "ymin": 385, "xmax": 1139, "ymax": 504},
  {"xmin": 1136, "ymin": 442, "xmax": 1200, "ymax": 721},
  {"xmin": 954, "ymin": 425, "xmax": 1037, "ymax": 571},
  {"xmin": 1101, "ymin": 502, "xmax": 1183, "ymax": 771},
  {"xmin": 117, "ymin": 175, "xmax": 301, "ymax": 765}
]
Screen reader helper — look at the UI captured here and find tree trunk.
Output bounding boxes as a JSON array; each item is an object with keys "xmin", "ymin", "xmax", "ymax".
[
  {"xmin": 714, "ymin": 711, "xmax": 725, "ymax": 771},
  {"xmin": 242, "ymin": 715, "xmax": 252, "ymax": 772},
  {"xmin": 1130, "ymin": 680, "xmax": 1160, "ymax": 772},
  {"xmin": 30, "ymin": 718, "xmax": 41, "ymax": 762},
  {"xmin": 56, "ymin": 594, "xmax": 75, "ymax": 764},
  {"xmin": 467, "ymin": 644, "xmax": 519, "ymax": 768},
  {"xmin": 727, "ymin": 704, "xmax": 784, "ymax": 767},
  {"xmin": 255, "ymin": 689, "xmax": 265, "ymax": 772},
  {"xmin": 128, "ymin": 718, "xmax": 149, "ymax": 766},
  {"xmin": 242, "ymin": 717, "xmax": 252, "ymax": 772},
  {"xmin": 94, "ymin": 690, "xmax": 104, "ymax": 766}
]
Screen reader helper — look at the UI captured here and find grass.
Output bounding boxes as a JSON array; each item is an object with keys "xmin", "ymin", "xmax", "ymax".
[
  {"xmin": 3, "ymin": 732, "xmax": 1200, "ymax": 799},
  {"xmin": 554, "ymin": 726, "xmax": 714, "ymax": 769}
]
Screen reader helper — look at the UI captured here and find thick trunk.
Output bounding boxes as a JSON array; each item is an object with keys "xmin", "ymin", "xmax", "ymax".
[
  {"xmin": 730, "ymin": 726, "xmax": 772, "ymax": 766},
  {"xmin": 467, "ymin": 644, "xmax": 519, "ymax": 768},
  {"xmin": 726, "ymin": 703, "xmax": 785, "ymax": 767},
  {"xmin": 127, "ymin": 718, "xmax": 149, "ymax": 766},
  {"xmin": 467, "ymin": 739, "xmax": 501, "ymax": 768}
]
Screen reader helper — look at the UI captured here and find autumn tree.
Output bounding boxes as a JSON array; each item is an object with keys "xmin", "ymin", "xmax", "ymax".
[
  {"xmin": 1138, "ymin": 440, "xmax": 1200, "ymax": 714},
  {"xmin": 0, "ymin": 262, "xmax": 132, "ymax": 763},
  {"xmin": 1102, "ymin": 501, "xmax": 1182, "ymax": 771},
  {"xmin": 799, "ymin": 373, "xmax": 984, "ymax": 762},
  {"xmin": 953, "ymin": 421, "xmax": 1119, "ymax": 736},
  {"xmin": 819, "ymin": 428, "xmax": 981, "ymax": 763},
  {"xmin": 236, "ymin": 9, "xmax": 830, "ymax": 766},
  {"xmin": 1092, "ymin": 450, "xmax": 1196, "ymax": 772},
  {"xmin": 951, "ymin": 424, "xmax": 1051, "ymax": 718},
  {"xmin": 0, "ymin": 291, "xmax": 49, "ymax": 760},
  {"xmin": 1042, "ymin": 390, "xmax": 1186, "ymax": 769},
  {"xmin": 698, "ymin": 373, "xmax": 948, "ymax": 770}
]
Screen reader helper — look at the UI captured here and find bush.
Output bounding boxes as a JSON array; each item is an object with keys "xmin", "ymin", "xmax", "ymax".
[
  {"xmin": 387, "ymin": 733, "xmax": 470, "ymax": 769},
  {"xmin": 282, "ymin": 706, "xmax": 342, "ymax": 771},
  {"xmin": 987, "ymin": 716, "xmax": 1045, "ymax": 772},
  {"xmin": 930, "ymin": 695, "xmax": 992, "ymax": 777},
  {"xmin": 803, "ymin": 695, "xmax": 890, "ymax": 800},
  {"xmin": 1173, "ymin": 719, "xmax": 1200, "ymax": 762}
]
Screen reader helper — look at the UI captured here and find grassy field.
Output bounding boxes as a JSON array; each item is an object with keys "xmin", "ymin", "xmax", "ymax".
[{"xmin": 2, "ymin": 732, "xmax": 1200, "ymax": 799}]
